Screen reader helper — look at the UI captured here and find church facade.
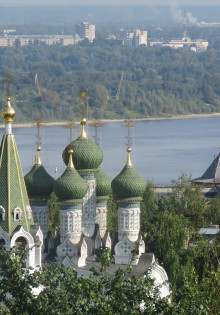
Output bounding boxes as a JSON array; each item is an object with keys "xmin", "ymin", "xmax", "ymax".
[{"xmin": 0, "ymin": 94, "xmax": 170, "ymax": 297}]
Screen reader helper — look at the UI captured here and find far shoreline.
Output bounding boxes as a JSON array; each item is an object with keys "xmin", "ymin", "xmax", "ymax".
[{"xmin": 1, "ymin": 112, "xmax": 220, "ymax": 129}]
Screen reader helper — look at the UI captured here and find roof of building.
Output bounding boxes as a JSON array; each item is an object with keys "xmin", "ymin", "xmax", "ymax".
[
  {"xmin": 111, "ymin": 148, "xmax": 146, "ymax": 201},
  {"xmin": 0, "ymin": 98, "xmax": 34, "ymax": 235},
  {"xmin": 54, "ymin": 150, "xmax": 88, "ymax": 203},
  {"xmin": 62, "ymin": 119, "xmax": 103, "ymax": 172},
  {"xmin": 192, "ymin": 154, "xmax": 220, "ymax": 185},
  {"xmin": 96, "ymin": 167, "xmax": 112, "ymax": 199},
  {"xmin": 24, "ymin": 147, "xmax": 54, "ymax": 199}
]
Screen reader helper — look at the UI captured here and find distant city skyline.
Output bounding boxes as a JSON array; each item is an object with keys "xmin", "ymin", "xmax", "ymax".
[{"xmin": 0, "ymin": 0, "xmax": 220, "ymax": 6}]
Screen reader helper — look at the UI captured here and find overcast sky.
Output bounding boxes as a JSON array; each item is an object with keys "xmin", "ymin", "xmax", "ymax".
[{"xmin": 0, "ymin": 0, "xmax": 220, "ymax": 5}]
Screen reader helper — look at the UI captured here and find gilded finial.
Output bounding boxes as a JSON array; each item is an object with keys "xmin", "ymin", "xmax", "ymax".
[
  {"xmin": 80, "ymin": 118, "xmax": 87, "ymax": 138},
  {"xmin": 126, "ymin": 147, "xmax": 132, "ymax": 166},
  {"xmin": 68, "ymin": 149, "xmax": 74, "ymax": 168},
  {"xmin": 35, "ymin": 146, "xmax": 42, "ymax": 165},
  {"xmin": 2, "ymin": 97, "xmax": 16, "ymax": 123}
]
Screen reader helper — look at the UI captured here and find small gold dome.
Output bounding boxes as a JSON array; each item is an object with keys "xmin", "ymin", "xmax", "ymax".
[
  {"xmin": 80, "ymin": 118, "xmax": 87, "ymax": 138},
  {"xmin": 68, "ymin": 149, "xmax": 74, "ymax": 168},
  {"xmin": 126, "ymin": 147, "xmax": 132, "ymax": 166},
  {"xmin": 1, "ymin": 98, "xmax": 15, "ymax": 123}
]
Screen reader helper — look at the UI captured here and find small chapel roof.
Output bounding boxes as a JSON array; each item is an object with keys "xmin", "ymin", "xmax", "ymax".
[{"xmin": 192, "ymin": 153, "xmax": 220, "ymax": 186}]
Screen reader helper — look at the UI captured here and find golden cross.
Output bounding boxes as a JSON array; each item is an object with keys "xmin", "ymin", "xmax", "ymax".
[
  {"xmin": 33, "ymin": 115, "xmax": 43, "ymax": 147},
  {"xmin": 65, "ymin": 119, "xmax": 78, "ymax": 142},
  {"xmin": 78, "ymin": 87, "xmax": 91, "ymax": 119},
  {"xmin": 2, "ymin": 73, "xmax": 14, "ymax": 97},
  {"xmin": 89, "ymin": 118, "xmax": 103, "ymax": 145},
  {"xmin": 122, "ymin": 119, "xmax": 136, "ymax": 147}
]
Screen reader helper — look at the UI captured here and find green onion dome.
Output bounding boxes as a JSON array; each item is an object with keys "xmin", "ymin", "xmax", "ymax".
[
  {"xmin": 111, "ymin": 148, "xmax": 146, "ymax": 201},
  {"xmin": 54, "ymin": 150, "xmax": 88, "ymax": 203},
  {"xmin": 24, "ymin": 147, "xmax": 54, "ymax": 199},
  {"xmin": 96, "ymin": 167, "xmax": 112, "ymax": 200},
  {"xmin": 62, "ymin": 119, "xmax": 103, "ymax": 172}
]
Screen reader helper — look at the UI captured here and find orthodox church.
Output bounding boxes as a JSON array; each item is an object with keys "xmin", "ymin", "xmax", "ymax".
[{"xmin": 0, "ymin": 94, "xmax": 170, "ymax": 297}]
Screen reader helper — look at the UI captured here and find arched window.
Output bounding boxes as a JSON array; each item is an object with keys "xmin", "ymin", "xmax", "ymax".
[
  {"xmin": 13, "ymin": 207, "xmax": 22, "ymax": 221},
  {"xmin": 0, "ymin": 206, "xmax": 5, "ymax": 221}
]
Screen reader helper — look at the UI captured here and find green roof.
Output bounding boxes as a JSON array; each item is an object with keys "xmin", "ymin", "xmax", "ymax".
[
  {"xmin": 54, "ymin": 166, "xmax": 88, "ymax": 203},
  {"xmin": 0, "ymin": 135, "xmax": 34, "ymax": 235},
  {"xmin": 96, "ymin": 167, "xmax": 112, "ymax": 198},
  {"xmin": 111, "ymin": 165, "xmax": 146, "ymax": 201},
  {"xmin": 24, "ymin": 164, "xmax": 54, "ymax": 199},
  {"xmin": 62, "ymin": 137, "xmax": 103, "ymax": 171}
]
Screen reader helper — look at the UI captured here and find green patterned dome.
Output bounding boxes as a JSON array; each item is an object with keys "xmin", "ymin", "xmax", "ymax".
[
  {"xmin": 96, "ymin": 167, "xmax": 112, "ymax": 198},
  {"xmin": 111, "ymin": 148, "xmax": 146, "ymax": 201},
  {"xmin": 24, "ymin": 148, "xmax": 54, "ymax": 199},
  {"xmin": 54, "ymin": 151, "xmax": 88, "ymax": 203},
  {"xmin": 25, "ymin": 165, "xmax": 54, "ymax": 198},
  {"xmin": 62, "ymin": 119, "xmax": 103, "ymax": 171}
]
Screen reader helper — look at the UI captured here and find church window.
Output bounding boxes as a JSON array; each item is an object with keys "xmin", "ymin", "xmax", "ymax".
[
  {"xmin": 0, "ymin": 206, "xmax": 5, "ymax": 221},
  {"xmin": 13, "ymin": 207, "xmax": 22, "ymax": 221}
]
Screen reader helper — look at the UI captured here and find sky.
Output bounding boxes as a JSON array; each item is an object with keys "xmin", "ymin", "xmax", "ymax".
[{"xmin": 0, "ymin": 0, "xmax": 220, "ymax": 5}]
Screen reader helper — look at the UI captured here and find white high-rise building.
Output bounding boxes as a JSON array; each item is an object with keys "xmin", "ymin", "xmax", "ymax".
[{"xmin": 75, "ymin": 22, "xmax": 95, "ymax": 43}]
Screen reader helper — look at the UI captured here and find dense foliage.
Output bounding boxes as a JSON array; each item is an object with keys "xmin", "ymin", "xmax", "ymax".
[
  {"xmin": 0, "ymin": 41, "xmax": 220, "ymax": 122},
  {"xmin": 0, "ymin": 248, "xmax": 171, "ymax": 314}
]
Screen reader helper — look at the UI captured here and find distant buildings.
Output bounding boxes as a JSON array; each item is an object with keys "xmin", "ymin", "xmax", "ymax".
[
  {"xmin": 150, "ymin": 37, "xmax": 208, "ymax": 52},
  {"xmin": 0, "ymin": 34, "xmax": 83, "ymax": 47},
  {"xmin": 123, "ymin": 29, "xmax": 148, "ymax": 47},
  {"xmin": 75, "ymin": 22, "xmax": 95, "ymax": 43},
  {"xmin": 0, "ymin": 21, "xmax": 96, "ymax": 47}
]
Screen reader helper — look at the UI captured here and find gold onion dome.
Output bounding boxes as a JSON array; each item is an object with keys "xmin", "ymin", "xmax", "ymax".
[
  {"xmin": 54, "ymin": 150, "xmax": 88, "ymax": 203},
  {"xmin": 111, "ymin": 147, "xmax": 146, "ymax": 201},
  {"xmin": 24, "ymin": 147, "xmax": 54, "ymax": 199},
  {"xmin": 2, "ymin": 97, "xmax": 15, "ymax": 122},
  {"xmin": 62, "ymin": 118, "xmax": 103, "ymax": 172}
]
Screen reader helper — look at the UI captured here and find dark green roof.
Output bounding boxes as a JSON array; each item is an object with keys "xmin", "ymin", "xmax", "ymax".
[
  {"xmin": 54, "ymin": 166, "xmax": 88, "ymax": 203},
  {"xmin": 24, "ymin": 164, "xmax": 54, "ymax": 199},
  {"xmin": 0, "ymin": 135, "xmax": 34, "ymax": 235},
  {"xmin": 96, "ymin": 167, "xmax": 112, "ymax": 198},
  {"xmin": 62, "ymin": 137, "xmax": 103, "ymax": 171},
  {"xmin": 111, "ymin": 165, "xmax": 146, "ymax": 201}
]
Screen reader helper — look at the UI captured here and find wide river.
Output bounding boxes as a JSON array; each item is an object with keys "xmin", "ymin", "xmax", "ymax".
[{"xmin": 2, "ymin": 117, "xmax": 220, "ymax": 185}]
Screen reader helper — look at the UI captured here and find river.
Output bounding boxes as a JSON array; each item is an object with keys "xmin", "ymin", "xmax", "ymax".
[{"xmin": 1, "ymin": 117, "xmax": 220, "ymax": 185}]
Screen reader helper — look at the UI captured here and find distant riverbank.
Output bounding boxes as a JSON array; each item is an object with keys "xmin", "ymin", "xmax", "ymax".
[{"xmin": 1, "ymin": 112, "xmax": 220, "ymax": 129}]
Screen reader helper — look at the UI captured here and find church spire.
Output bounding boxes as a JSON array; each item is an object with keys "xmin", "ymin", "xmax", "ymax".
[{"xmin": 1, "ymin": 74, "xmax": 15, "ymax": 135}]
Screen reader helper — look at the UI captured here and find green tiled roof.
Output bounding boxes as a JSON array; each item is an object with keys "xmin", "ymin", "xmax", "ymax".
[
  {"xmin": 0, "ymin": 135, "xmax": 34, "ymax": 235},
  {"xmin": 54, "ymin": 167, "xmax": 88, "ymax": 203},
  {"xmin": 62, "ymin": 137, "xmax": 103, "ymax": 171},
  {"xmin": 25, "ymin": 164, "xmax": 54, "ymax": 199},
  {"xmin": 96, "ymin": 167, "xmax": 112, "ymax": 198},
  {"xmin": 111, "ymin": 165, "xmax": 146, "ymax": 201}
]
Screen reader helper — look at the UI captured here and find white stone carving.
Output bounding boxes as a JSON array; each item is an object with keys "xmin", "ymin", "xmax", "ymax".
[
  {"xmin": 11, "ymin": 226, "xmax": 36, "ymax": 268},
  {"xmin": 60, "ymin": 210, "xmax": 82, "ymax": 244},
  {"xmin": 82, "ymin": 179, "xmax": 96, "ymax": 237},
  {"xmin": 0, "ymin": 206, "xmax": 6, "ymax": 221},
  {"xmin": 103, "ymin": 232, "xmax": 111, "ymax": 249},
  {"xmin": 26, "ymin": 205, "xmax": 33, "ymax": 221},
  {"xmin": 13, "ymin": 207, "xmax": 22, "ymax": 221},
  {"xmin": 0, "ymin": 228, "xmax": 10, "ymax": 250},
  {"xmin": 118, "ymin": 207, "xmax": 140, "ymax": 242},
  {"xmin": 56, "ymin": 238, "xmax": 78, "ymax": 258},
  {"xmin": 96, "ymin": 207, "xmax": 107, "ymax": 238},
  {"xmin": 32, "ymin": 206, "xmax": 48, "ymax": 239},
  {"xmin": 114, "ymin": 236, "xmax": 138, "ymax": 265}
]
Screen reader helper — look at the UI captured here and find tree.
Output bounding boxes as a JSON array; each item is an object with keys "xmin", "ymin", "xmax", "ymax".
[{"xmin": 0, "ymin": 248, "xmax": 172, "ymax": 314}]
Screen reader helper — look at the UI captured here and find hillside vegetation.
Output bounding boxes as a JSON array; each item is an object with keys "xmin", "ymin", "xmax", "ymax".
[{"xmin": 0, "ymin": 41, "xmax": 220, "ymax": 122}]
